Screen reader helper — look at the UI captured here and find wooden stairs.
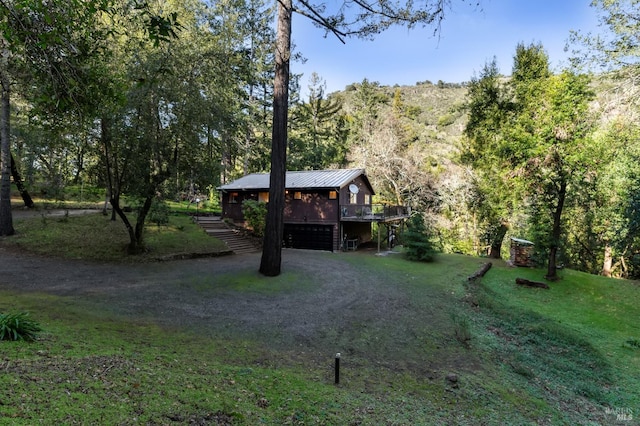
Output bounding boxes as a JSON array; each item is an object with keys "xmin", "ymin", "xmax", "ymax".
[{"xmin": 194, "ymin": 216, "xmax": 260, "ymax": 255}]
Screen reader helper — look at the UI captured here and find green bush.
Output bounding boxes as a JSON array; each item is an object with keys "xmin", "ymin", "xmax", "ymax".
[
  {"xmin": 242, "ymin": 199, "xmax": 267, "ymax": 237},
  {"xmin": 148, "ymin": 200, "xmax": 170, "ymax": 227},
  {"xmin": 0, "ymin": 312, "xmax": 42, "ymax": 342},
  {"xmin": 402, "ymin": 214, "xmax": 438, "ymax": 262}
]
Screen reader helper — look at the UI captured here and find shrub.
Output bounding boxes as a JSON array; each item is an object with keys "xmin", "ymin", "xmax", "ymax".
[
  {"xmin": 242, "ymin": 199, "xmax": 267, "ymax": 237},
  {"xmin": 0, "ymin": 312, "xmax": 42, "ymax": 342},
  {"xmin": 149, "ymin": 200, "xmax": 170, "ymax": 227},
  {"xmin": 402, "ymin": 214, "xmax": 438, "ymax": 262}
]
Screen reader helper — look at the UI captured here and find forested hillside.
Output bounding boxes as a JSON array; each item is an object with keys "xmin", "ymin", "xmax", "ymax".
[{"xmin": 315, "ymin": 67, "xmax": 639, "ymax": 280}]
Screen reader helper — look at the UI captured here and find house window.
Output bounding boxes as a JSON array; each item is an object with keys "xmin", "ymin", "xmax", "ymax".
[
  {"xmin": 294, "ymin": 191, "xmax": 302, "ymax": 200},
  {"xmin": 229, "ymin": 192, "xmax": 239, "ymax": 203},
  {"xmin": 329, "ymin": 191, "xmax": 337, "ymax": 200},
  {"xmin": 350, "ymin": 192, "xmax": 357, "ymax": 204},
  {"xmin": 259, "ymin": 192, "xmax": 269, "ymax": 203},
  {"xmin": 364, "ymin": 194, "xmax": 370, "ymax": 205}
]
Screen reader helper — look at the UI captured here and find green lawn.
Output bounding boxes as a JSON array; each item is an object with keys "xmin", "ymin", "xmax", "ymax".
[
  {"xmin": 0, "ymin": 215, "xmax": 638, "ymax": 424},
  {"xmin": 7, "ymin": 212, "xmax": 228, "ymax": 261}
]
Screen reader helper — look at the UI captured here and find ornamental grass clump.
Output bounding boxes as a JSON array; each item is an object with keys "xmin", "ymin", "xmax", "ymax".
[{"xmin": 0, "ymin": 312, "xmax": 42, "ymax": 342}]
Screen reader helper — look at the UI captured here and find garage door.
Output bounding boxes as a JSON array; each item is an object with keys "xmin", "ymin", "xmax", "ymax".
[{"xmin": 283, "ymin": 224, "xmax": 333, "ymax": 251}]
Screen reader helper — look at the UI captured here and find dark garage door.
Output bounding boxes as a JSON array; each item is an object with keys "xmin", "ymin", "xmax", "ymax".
[{"xmin": 283, "ymin": 224, "xmax": 333, "ymax": 251}]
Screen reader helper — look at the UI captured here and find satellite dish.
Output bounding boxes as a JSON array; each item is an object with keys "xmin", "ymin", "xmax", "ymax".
[{"xmin": 349, "ymin": 184, "xmax": 359, "ymax": 194}]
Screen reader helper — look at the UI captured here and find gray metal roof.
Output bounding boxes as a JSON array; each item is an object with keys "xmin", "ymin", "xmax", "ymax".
[{"xmin": 218, "ymin": 168, "xmax": 370, "ymax": 191}]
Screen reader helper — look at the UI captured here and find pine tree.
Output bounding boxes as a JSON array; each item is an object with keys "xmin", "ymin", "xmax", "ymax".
[{"xmin": 403, "ymin": 214, "xmax": 438, "ymax": 262}]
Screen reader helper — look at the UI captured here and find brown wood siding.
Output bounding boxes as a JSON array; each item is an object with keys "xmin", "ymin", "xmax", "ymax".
[
  {"xmin": 284, "ymin": 191, "xmax": 339, "ymax": 224},
  {"xmin": 221, "ymin": 180, "xmax": 374, "ymax": 251},
  {"xmin": 224, "ymin": 190, "xmax": 340, "ymax": 224},
  {"xmin": 221, "ymin": 191, "xmax": 251, "ymax": 222},
  {"xmin": 340, "ymin": 175, "xmax": 374, "ymax": 206}
]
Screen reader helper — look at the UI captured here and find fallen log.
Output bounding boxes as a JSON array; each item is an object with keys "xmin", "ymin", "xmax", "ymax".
[
  {"xmin": 515, "ymin": 278, "xmax": 549, "ymax": 289},
  {"xmin": 468, "ymin": 262, "xmax": 492, "ymax": 281}
]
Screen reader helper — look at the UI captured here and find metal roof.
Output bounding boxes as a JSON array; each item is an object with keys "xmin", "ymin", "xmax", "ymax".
[
  {"xmin": 511, "ymin": 237, "xmax": 534, "ymax": 246},
  {"xmin": 218, "ymin": 168, "xmax": 372, "ymax": 192}
]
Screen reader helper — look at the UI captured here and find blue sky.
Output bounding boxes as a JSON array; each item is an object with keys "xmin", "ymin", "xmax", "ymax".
[{"xmin": 290, "ymin": 0, "xmax": 601, "ymax": 94}]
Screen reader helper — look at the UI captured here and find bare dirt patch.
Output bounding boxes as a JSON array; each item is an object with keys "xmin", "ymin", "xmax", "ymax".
[{"xmin": 0, "ymin": 244, "xmax": 474, "ymax": 378}]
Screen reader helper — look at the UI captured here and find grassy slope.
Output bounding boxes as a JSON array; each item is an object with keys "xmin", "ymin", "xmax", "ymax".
[
  {"xmin": 6, "ymin": 212, "xmax": 228, "ymax": 261},
  {"xmin": 0, "ymin": 215, "xmax": 638, "ymax": 424}
]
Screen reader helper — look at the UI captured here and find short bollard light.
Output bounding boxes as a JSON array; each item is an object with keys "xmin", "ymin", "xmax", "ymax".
[{"xmin": 335, "ymin": 352, "xmax": 341, "ymax": 385}]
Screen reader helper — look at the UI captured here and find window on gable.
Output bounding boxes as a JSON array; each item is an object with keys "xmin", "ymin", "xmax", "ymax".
[{"xmin": 350, "ymin": 192, "xmax": 357, "ymax": 204}]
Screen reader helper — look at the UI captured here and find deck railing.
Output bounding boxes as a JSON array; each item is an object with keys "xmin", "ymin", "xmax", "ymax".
[{"xmin": 340, "ymin": 204, "xmax": 410, "ymax": 221}]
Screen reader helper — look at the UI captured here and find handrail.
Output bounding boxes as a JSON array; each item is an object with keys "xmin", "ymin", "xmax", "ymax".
[{"xmin": 340, "ymin": 204, "xmax": 410, "ymax": 220}]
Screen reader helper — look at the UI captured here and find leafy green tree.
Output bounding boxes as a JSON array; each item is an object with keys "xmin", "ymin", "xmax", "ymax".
[
  {"xmin": 565, "ymin": 120, "xmax": 640, "ymax": 277},
  {"xmin": 1, "ymin": 0, "xmax": 181, "ymax": 248},
  {"xmin": 461, "ymin": 58, "xmax": 516, "ymax": 259},
  {"xmin": 1, "ymin": 0, "xmax": 115, "ymax": 234},
  {"xmin": 567, "ymin": 0, "xmax": 640, "ymax": 277},
  {"xmin": 464, "ymin": 43, "xmax": 597, "ymax": 278},
  {"xmin": 570, "ymin": 0, "xmax": 640, "ymax": 106},
  {"xmin": 507, "ymin": 44, "xmax": 596, "ymax": 280}
]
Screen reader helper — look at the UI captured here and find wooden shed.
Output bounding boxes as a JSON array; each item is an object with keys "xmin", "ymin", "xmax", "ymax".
[{"xmin": 510, "ymin": 238, "xmax": 534, "ymax": 267}]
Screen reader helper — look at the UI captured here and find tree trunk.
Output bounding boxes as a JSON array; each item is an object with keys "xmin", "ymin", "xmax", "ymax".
[
  {"xmin": 132, "ymin": 194, "xmax": 154, "ymax": 254},
  {"xmin": 488, "ymin": 221, "xmax": 509, "ymax": 259},
  {"xmin": 11, "ymin": 153, "xmax": 34, "ymax": 208},
  {"xmin": 516, "ymin": 278, "xmax": 550, "ymax": 289},
  {"xmin": 259, "ymin": 0, "xmax": 291, "ymax": 277},
  {"xmin": 601, "ymin": 243, "xmax": 613, "ymax": 277},
  {"xmin": 110, "ymin": 194, "xmax": 136, "ymax": 241},
  {"xmin": 0, "ymin": 66, "xmax": 14, "ymax": 236},
  {"xmin": 545, "ymin": 179, "xmax": 567, "ymax": 281},
  {"xmin": 100, "ymin": 117, "xmax": 119, "ymax": 221}
]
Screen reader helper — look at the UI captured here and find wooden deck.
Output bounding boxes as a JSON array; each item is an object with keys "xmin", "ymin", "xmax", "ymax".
[{"xmin": 340, "ymin": 204, "xmax": 410, "ymax": 223}]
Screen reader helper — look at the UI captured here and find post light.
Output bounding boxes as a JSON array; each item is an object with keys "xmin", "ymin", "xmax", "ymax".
[
  {"xmin": 195, "ymin": 198, "xmax": 200, "ymax": 218},
  {"xmin": 335, "ymin": 352, "xmax": 341, "ymax": 385}
]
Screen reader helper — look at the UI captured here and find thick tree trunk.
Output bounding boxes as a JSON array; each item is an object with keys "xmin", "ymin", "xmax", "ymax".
[
  {"xmin": 601, "ymin": 243, "xmax": 612, "ymax": 277},
  {"xmin": 11, "ymin": 153, "xmax": 34, "ymax": 208},
  {"xmin": 488, "ymin": 221, "xmax": 509, "ymax": 259},
  {"xmin": 110, "ymin": 195, "xmax": 137, "ymax": 249},
  {"xmin": 0, "ymin": 67, "xmax": 14, "ymax": 236},
  {"xmin": 132, "ymin": 195, "xmax": 154, "ymax": 254},
  {"xmin": 259, "ymin": 0, "xmax": 291, "ymax": 277},
  {"xmin": 545, "ymin": 179, "xmax": 567, "ymax": 281}
]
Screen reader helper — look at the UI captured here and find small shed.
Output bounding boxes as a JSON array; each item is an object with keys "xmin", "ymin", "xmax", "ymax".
[{"xmin": 510, "ymin": 238, "xmax": 534, "ymax": 267}]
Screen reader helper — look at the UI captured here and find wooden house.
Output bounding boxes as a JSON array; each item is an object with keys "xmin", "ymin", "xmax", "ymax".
[{"xmin": 217, "ymin": 168, "xmax": 409, "ymax": 251}]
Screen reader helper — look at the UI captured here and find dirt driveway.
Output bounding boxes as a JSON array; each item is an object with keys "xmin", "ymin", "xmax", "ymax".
[{"xmin": 0, "ymin": 245, "xmax": 417, "ymax": 357}]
